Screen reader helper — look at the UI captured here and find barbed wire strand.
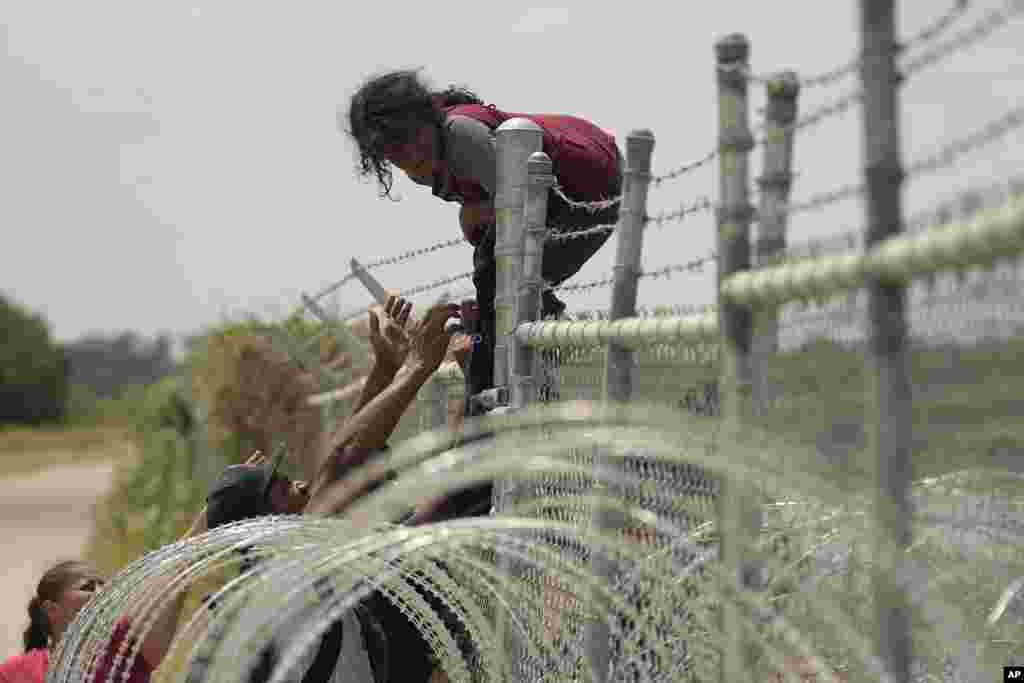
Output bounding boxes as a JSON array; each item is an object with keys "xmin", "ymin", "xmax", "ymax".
[
  {"xmin": 769, "ymin": 182, "xmax": 868, "ymax": 218},
  {"xmin": 399, "ymin": 272, "xmax": 475, "ymax": 299},
  {"xmin": 906, "ymin": 105, "xmax": 1024, "ymax": 179},
  {"xmin": 651, "ymin": 150, "xmax": 719, "ymax": 187},
  {"xmin": 648, "ymin": 2, "xmax": 972, "ymax": 188},
  {"xmin": 550, "ymin": 185, "xmax": 622, "ymax": 213},
  {"xmin": 307, "ymin": 236, "xmax": 468, "ymax": 303},
  {"xmin": 646, "ymin": 197, "xmax": 716, "ymax": 228},
  {"xmin": 751, "ymin": 0, "xmax": 1019, "ymax": 145},
  {"xmin": 544, "ymin": 196, "xmax": 714, "ymax": 243},
  {"xmin": 902, "ymin": 0, "xmax": 1024, "ymax": 79},
  {"xmin": 545, "ymin": 274, "xmax": 616, "ymax": 295},
  {"xmin": 762, "ymin": 102, "xmax": 1024, "ymax": 219},
  {"xmin": 721, "ymin": 0, "xmax": 971, "ymax": 88},
  {"xmin": 639, "ymin": 253, "xmax": 719, "ymax": 281},
  {"xmin": 764, "ymin": 173, "xmax": 1024, "ymax": 267},
  {"xmin": 546, "ymin": 253, "xmax": 717, "ymax": 295},
  {"xmin": 545, "ymin": 222, "xmax": 620, "ymax": 243},
  {"xmin": 775, "ymin": 89, "xmax": 865, "ymax": 140}
]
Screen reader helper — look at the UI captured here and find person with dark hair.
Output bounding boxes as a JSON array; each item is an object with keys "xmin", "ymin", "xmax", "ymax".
[
  {"xmin": 200, "ymin": 297, "xmax": 462, "ymax": 683},
  {"xmin": 0, "ymin": 507, "xmax": 208, "ymax": 683},
  {"xmin": 346, "ymin": 69, "xmax": 623, "ymax": 406},
  {"xmin": 0, "ymin": 561, "xmax": 105, "ymax": 683}
]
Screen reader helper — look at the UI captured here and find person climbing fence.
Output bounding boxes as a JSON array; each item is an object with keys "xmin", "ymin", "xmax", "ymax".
[{"xmin": 345, "ymin": 69, "xmax": 623, "ymax": 409}]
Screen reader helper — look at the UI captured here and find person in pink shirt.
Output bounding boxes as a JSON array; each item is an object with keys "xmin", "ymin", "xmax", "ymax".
[{"xmin": 0, "ymin": 505, "xmax": 208, "ymax": 683}]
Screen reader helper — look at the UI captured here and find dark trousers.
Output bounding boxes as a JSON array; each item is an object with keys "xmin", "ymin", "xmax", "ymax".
[{"xmin": 466, "ymin": 180, "xmax": 621, "ymax": 406}]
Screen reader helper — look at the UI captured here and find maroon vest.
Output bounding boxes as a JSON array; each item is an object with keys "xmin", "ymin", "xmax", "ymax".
[{"xmin": 437, "ymin": 104, "xmax": 620, "ymax": 205}]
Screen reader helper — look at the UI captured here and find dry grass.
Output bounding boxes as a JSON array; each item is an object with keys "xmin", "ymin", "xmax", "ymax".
[{"xmin": 0, "ymin": 426, "xmax": 134, "ymax": 479}]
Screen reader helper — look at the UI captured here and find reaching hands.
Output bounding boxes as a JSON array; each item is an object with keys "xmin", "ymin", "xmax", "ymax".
[
  {"xmin": 368, "ymin": 297, "xmax": 460, "ymax": 378},
  {"xmin": 368, "ymin": 295, "xmax": 414, "ymax": 371},
  {"xmin": 405, "ymin": 303, "xmax": 460, "ymax": 377}
]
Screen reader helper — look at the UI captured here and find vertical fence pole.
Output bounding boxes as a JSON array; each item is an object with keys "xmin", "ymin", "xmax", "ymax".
[
  {"xmin": 714, "ymin": 33, "xmax": 759, "ymax": 683},
  {"xmin": 494, "ymin": 119, "xmax": 546, "ymax": 393},
  {"xmin": 753, "ymin": 73, "xmax": 800, "ymax": 414},
  {"xmin": 584, "ymin": 130, "xmax": 655, "ymax": 683},
  {"xmin": 605, "ymin": 130, "xmax": 655, "ymax": 402},
  {"xmin": 512, "ymin": 152, "xmax": 555, "ymax": 410},
  {"xmin": 860, "ymin": 1, "xmax": 913, "ymax": 681}
]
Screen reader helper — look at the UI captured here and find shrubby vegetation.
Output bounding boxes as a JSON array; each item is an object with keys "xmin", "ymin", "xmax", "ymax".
[
  {"xmin": 0, "ymin": 292, "xmax": 181, "ymax": 432},
  {"xmin": 86, "ymin": 313, "xmax": 367, "ymax": 566},
  {"xmin": 0, "ymin": 294, "xmax": 70, "ymax": 425}
]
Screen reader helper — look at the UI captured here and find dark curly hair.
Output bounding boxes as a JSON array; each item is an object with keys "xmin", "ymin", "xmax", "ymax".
[{"xmin": 345, "ymin": 69, "xmax": 484, "ymax": 200}]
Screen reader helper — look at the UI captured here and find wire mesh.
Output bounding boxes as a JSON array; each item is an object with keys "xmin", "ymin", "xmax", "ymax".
[
  {"xmin": 511, "ymin": 309, "xmax": 725, "ymax": 682},
  {"xmin": 741, "ymin": 242, "xmax": 1024, "ymax": 680}
]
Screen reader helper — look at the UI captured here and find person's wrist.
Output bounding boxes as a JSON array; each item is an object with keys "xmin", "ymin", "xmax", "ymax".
[{"xmin": 399, "ymin": 358, "xmax": 436, "ymax": 383}]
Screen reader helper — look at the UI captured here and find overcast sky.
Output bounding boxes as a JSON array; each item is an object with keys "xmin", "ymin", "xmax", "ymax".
[{"xmin": 2, "ymin": 0, "xmax": 1022, "ymax": 346}]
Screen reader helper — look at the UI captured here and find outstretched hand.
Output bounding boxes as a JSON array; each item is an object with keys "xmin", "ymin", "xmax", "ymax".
[
  {"xmin": 368, "ymin": 295, "xmax": 413, "ymax": 371},
  {"xmin": 404, "ymin": 303, "xmax": 460, "ymax": 376}
]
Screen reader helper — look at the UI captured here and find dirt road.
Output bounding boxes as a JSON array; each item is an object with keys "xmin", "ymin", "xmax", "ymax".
[{"xmin": 0, "ymin": 459, "xmax": 116, "ymax": 660}]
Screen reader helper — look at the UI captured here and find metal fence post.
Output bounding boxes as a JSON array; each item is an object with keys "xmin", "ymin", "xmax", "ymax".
[
  {"xmin": 494, "ymin": 119, "xmax": 546, "ymax": 393},
  {"xmin": 753, "ymin": 72, "xmax": 800, "ymax": 414},
  {"xmin": 586, "ymin": 130, "xmax": 655, "ymax": 683},
  {"xmin": 714, "ymin": 33, "xmax": 760, "ymax": 683},
  {"xmin": 511, "ymin": 152, "xmax": 555, "ymax": 410},
  {"xmin": 605, "ymin": 130, "xmax": 655, "ymax": 402},
  {"xmin": 860, "ymin": 1, "xmax": 913, "ymax": 681}
]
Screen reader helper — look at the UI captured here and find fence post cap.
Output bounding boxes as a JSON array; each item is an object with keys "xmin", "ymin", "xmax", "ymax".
[
  {"xmin": 715, "ymin": 33, "xmax": 749, "ymax": 62},
  {"xmin": 496, "ymin": 117, "xmax": 544, "ymax": 133},
  {"xmin": 766, "ymin": 70, "xmax": 801, "ymax": 98},
  {"xmin": 626, "ymin": 128, "xmax": 655, "ymax": 141},
  {"xmin": 528, "ymin": 151, "xmax": 553, "ymax": 172}
]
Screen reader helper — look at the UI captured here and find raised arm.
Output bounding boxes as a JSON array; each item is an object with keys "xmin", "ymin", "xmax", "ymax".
[
  {"xmin": 350, "ymin": 295, "xmax": 414, "ymax": 416},
  {"xmin": 305, "ymin": 302, "xmax": 458, "ymax": 514}
]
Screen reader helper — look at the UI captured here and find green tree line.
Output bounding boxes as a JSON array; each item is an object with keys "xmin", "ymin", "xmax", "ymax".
[{"xmin": 0, "ymin": 293, "xmax": 178, "ymax": 427}]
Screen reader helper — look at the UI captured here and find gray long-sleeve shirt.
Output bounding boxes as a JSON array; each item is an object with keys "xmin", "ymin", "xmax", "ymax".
[
  {"xmin": 407, "ymin": 115, "xmax": 499, "ymax": 200},
  {"xmin": 443, "ymin": 115, "xmax": 497, "ymax": 198}
]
